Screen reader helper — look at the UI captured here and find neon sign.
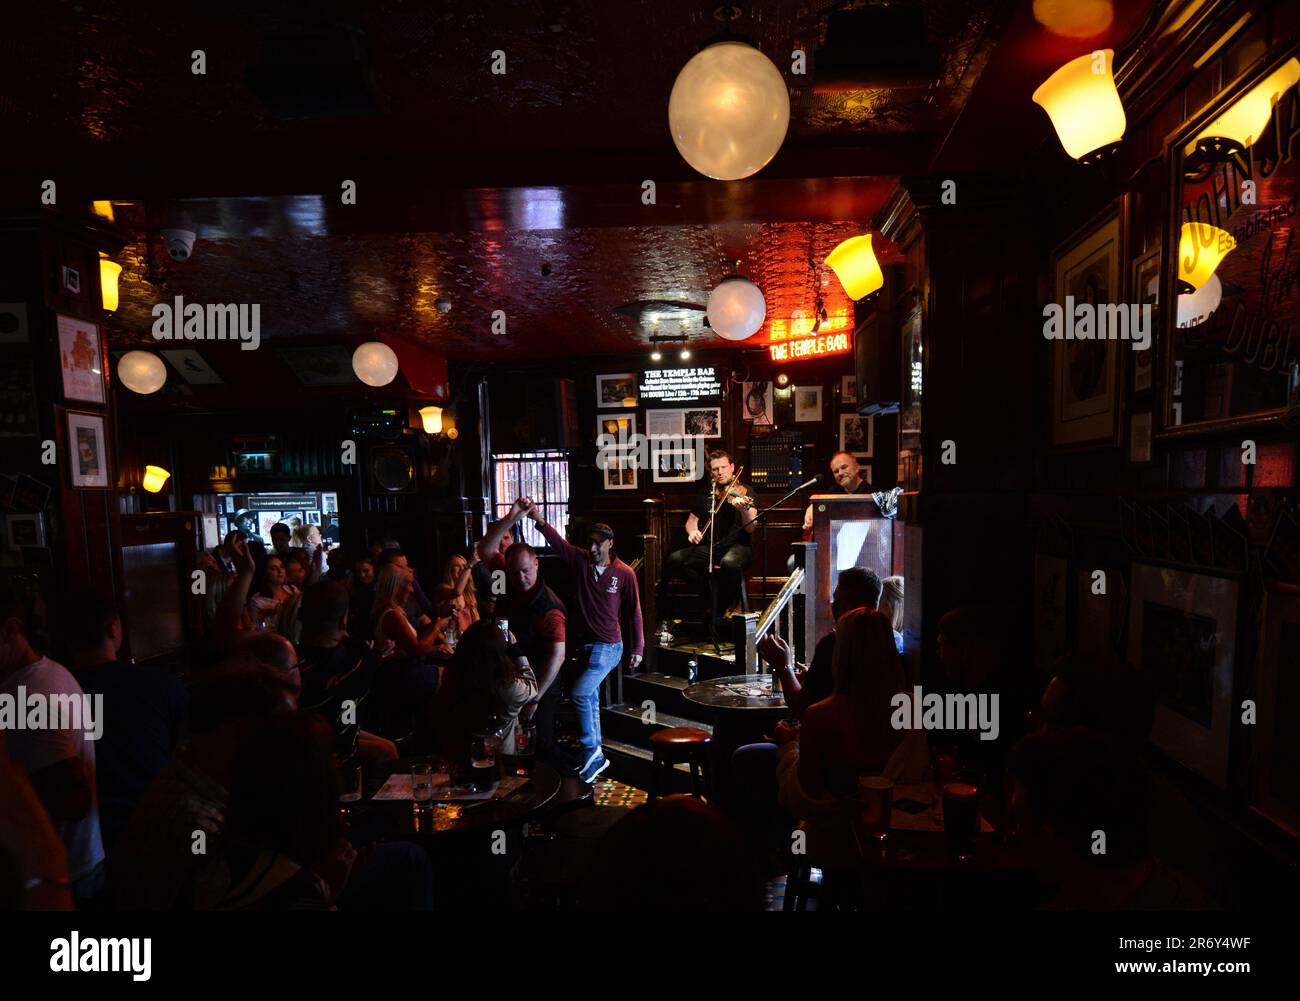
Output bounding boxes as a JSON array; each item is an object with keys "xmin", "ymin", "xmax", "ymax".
[{"xmin": 769, "ymin": 332, "xmax": 852, "ymax": 361}]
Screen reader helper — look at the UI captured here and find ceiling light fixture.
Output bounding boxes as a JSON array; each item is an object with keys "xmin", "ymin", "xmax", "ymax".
[
  {"xmin": 352, "ymin": 341, "xmax": 400, "ymax": 387},
  {"xmin": 650, "ymin": 349, "xmax": 663, "ymax": 362},
  {"xmin": 680, "ymin": 348, "xmax": 692, "ymax": 360},
  {"xmin": 1032, "ymin": 49, "xmax": 1126, "ymax": 163},
  {"xmin": 668, "ymin": 10, "xmax": 790, "ymax": 180},
  {"xmin": 707, "ymin": 274, "xmax": 766, "ymax": 341},
  {"xmin": 117, "ymin": 351, "xmax": 168, "ymax": 394}
]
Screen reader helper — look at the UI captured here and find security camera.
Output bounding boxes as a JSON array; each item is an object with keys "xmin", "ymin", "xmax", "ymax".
[
  {"xmin": 160, "ymin": 228, "xmax": 196, "ymax": 262},
  {"xmin": 435, "ymin": 296, "xmax": 452, "ymax": 314}
]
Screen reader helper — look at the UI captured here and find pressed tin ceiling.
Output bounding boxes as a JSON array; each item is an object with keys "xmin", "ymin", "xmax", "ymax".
[{"xmin": 4, "ymin": 0, "xmax": 1007, "ymax": 361}]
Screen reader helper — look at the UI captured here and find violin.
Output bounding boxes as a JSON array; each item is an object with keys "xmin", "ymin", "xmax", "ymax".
[{"xmin": 694, "ymin": 466, "xmax": 755, "ymax": 549}]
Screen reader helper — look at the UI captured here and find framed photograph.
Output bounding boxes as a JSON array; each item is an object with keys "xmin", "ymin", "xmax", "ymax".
[
  {"xmin": 1131, "ymin": 249, "xmax": 1159, "ymax": 394},
  {"xmin": 794, "ymin": 386, "xmax": 822, "ymax": 423},
  {"xmin": 257, "ymin": 511, "xmax": 284, "ymax": 542},
  {"xmin": 644, "ymin": 409, "xmax": 684, "ymax": 438},
  {"xmin": 61, "ymin": 266, "xmax": 81, "ymax": 295},
  {"xmin": 652, "ymin": 444, "xmax": 698, "ymax": 483},
  {"xmin": 597, "ymin": 413, "xmax": 637, "ymax": 443},
  {"xmin": 305, "ymin": 510, "xmax": 322, "ymax": 526},
  {"xmin": 602, "ymin": 448, "xmax": 639, "ymax": 491},
  {"xmin": 0, "ymin": 303, "xmax": 29, "ymax": 343},
  {"xmin": 1127, "ymin": 564, "xmax": 1238, "ymax": 788},
  {"xmin": 683, "ymin": 406, "xmax": 722, "ymax": 438},
  {"xmin": 1032, "ymin": 554, "xmax": 1069, "ymax": 674},
  {"xmin": 5, "ymin": 513, "xmax": 44, "ymax": 549},
  {"xmin": 596, "ymin": 372, "xmax": 638, "ymax": 409},
  {"xmin": 56, "ymin": 314, "xmax": 105, "ymax": 404},
  {"xmin": 839, "ymin": 413, "xmax": 874, "ymax": 458},
  {"xmin": 841, "ymin": 375, "xmax": 857, "ymax": 405},
  {"xmin": 1049, "ymin": 204, "xmax": 1124, "ymax": 449},
  {"xmin": 742, "ymin": 381, "xmax": 774, "ymax": 425},
  {"xmin": 1129, "ymin": 413, "xmax": 1153, "ymax": 463},
  {"xmin": 1252, "ymin": 585, "xmax": 1300, "ymax": 837},
  {"xmin": 65, "ymin": 411, "xmax": 109, "ymax": 488}
]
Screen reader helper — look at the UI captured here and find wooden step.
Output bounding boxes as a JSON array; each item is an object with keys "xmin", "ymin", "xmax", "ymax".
[
  {"xmin": 599, "ymin": 702, "xmax": 713, "ymax": 746},
  {"xmin": 603, "ymin": 738, "xmax": 693, "ymax": 794}
]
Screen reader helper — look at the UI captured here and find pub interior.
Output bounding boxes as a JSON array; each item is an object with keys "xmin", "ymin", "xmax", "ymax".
[{"xmin": 2, "ymin": 0, "xmax": 1299, "ymax": 947}]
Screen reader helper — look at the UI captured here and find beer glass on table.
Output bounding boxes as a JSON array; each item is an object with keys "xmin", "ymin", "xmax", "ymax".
[
  {"xmin": 411, "ymin": 763, "xmax": 434, "ymax": 813},
  {"xmin": 942, "ymin": 771, "xmax": 981, "ymax": 861},
  {"xmin": 470, "ymin": 733, "xmax": 500, "ymax": 788},
  {"xmin": 858, "ymin": 775, "xmax": 894, "ymax": 850},
  {"xmin": 513, "ymin": 723, "xmax": 537, "ymax": 777}
]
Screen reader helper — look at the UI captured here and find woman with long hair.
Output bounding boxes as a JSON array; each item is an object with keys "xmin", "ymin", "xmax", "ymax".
[
  {"xmin": 774, "ymin": 609, "xmax": 911, "ymax": 863},
  {"xmin": 369, "ymin": 564, "xmax": 441, "ymax": 737},
  {"xmin": 879, "ymin": 576, "xmax": 904, "ymax": 634},
  {"xmin": 427, "ymin": 620, "xmax": 536, "ymax": 760},
  {"xmin": 371, "ymin": 564, "xmax": 439, "ymax": 659},
  {"xmin": 248, "ymin": 554, "xmax": 298, "ymax": 630}
]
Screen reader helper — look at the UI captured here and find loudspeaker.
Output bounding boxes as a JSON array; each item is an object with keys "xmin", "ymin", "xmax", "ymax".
[
  {"xmin": 364, "ymin": 436, "xmax": 420, "ymax": 494},
  {"xmin": 490, "ymin": 377, "xmax": 579, "ymax": 452}
]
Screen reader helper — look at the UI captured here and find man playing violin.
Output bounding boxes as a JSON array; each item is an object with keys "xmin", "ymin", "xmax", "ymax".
[{"xmin": 657, "ymin": 449, "xmax": 757, "ymax": 627}]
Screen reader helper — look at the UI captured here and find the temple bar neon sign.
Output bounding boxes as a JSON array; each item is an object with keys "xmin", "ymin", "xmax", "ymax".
[{"xmin": 769, "ymin": 331, "xmax": 852, "ymax": 361}]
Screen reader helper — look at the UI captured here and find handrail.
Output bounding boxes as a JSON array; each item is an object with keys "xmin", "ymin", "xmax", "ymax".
[
  {"xmin": 755, "ymin": 567, "xmax": 803, "ymax": 642},
  {"xmin": 628, "ymin": 556, "xmax": 643, "ymax": 573}
]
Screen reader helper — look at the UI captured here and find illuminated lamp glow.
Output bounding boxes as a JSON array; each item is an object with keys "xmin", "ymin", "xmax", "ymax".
[
  {"xmin": 352, "ymin": 341, "xmax": 400, "ymax": 387},
  {"xmin": 1032, "ymin": 50, "xmax": 1126, "ymax": 162},
  {"xmin": 142, "ymin": 465, "xmax": 171, "ymax": 493},
  {"xmin": 768, "ymin": 332, "xmax": 852, "ymax": 362},
  {"xmin": 1178, "ymin": 222, "xmax": 1235, "ymax": 292},
  {"xmin": 1188, "ymin": 58, "xmax": 1300, "ymax": 159},
  {"xmin": 825, "ymin": 235, "xmax": 884, "ymax": 301},
  {"xmin": 99, "ymin": 254, "xmax": 122, "ymax": 312},
  {"xmin": 418, "ymin": 406, "xmax": 443, "ymax": 434},
  {"xmin": 117, "ymin": 351, "xmax": 167, "ymax": 394}
]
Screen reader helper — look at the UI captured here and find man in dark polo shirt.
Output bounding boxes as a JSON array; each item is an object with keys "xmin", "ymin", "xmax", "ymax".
[
  {"xmin": 526, "ymin": 501, "xmax": 644, "ymax": 783},
  {"xmin": 499, "ymin": 541, "xmax": 567, "ymax": 765}
]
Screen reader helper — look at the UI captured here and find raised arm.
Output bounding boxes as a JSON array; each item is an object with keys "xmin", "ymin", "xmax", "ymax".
[
  {"xmin": 477, "ymin": 499, "xmax": 528, "ymax": 562},
  {"xmin": 526, "ymin": 503, "xmax": 583, "ymax": 563}
]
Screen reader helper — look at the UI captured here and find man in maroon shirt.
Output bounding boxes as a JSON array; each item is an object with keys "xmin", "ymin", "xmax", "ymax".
[{"xmin": 524, "ymin": 499, "xmax": 644, "ymax": 784}]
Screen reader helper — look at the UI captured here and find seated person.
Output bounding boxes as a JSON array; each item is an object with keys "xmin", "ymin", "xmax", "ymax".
[
  {"xmin": 657, "ymin": 449, "xmax": 756, "ymax": 624},
  {"xmin": 248, "ymin": 555, "xmax": 296, "ymax": 630},
  {"xmin": 63, "ymin": 591, "xmax": 189, "ymax": 857},
  {"xmin": 773, "ymin": 609, "xmax": 909, "ymax": 865},
  {"xmin": 294, "ymin": 580, "xmax": 397, "ymax": 764},
  {"xmin": 434, "ymin": 551, "xmax": 480, "ymax": 641},
  {"xmin": 110, "ymin": 670, "xmax": 294, "ymax": 909},
  {"xmin": 426, "ymin": 620, "xmax": 537, "ymax": 762},
  {"xmin": 369, "ymin": 564, "xmax": 441, "ymax": 736},
  {"xmin": 376, "ymin": 549, "xmax": 434, "ymax": 633}
]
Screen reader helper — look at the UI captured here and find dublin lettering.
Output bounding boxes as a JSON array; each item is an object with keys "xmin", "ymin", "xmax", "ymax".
[
  {"xmin": 1042, "ymin": 297, "xmax": 1152, "ymax": 351},
  {"xmin": 151, "ymin": 296, "xmax": 261, "ymax": 350}
]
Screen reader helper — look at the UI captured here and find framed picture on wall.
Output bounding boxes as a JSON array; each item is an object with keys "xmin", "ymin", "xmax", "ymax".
[
  {"xmin": 597, "ymin": 413, "xmax": 637, "ymax": 443},
  {"xmin": 794, "ymin": 386, "xmax": 822, "ymax": 422},
  {"xmin": 5, "ymin": 513, "xmax": 45, "ymax": 549},
  {"xmin": 742, "ymin": 381, "xmax": 774, "ymax": 425},
  {"xmin": 56, "ymin": 314, "xmax": 106, "ymax": 404},
  {"xmin": 683, "ymin": 406, "xmax": 721, "ymax": 437},
  {"xmin": 1049, "ymin": 203, "xmax": 1124, "ymax": 449},
  {"xmin": 602, "ymin": 448, "xmax": 639, "ymax": 491},
  {"xmin": 839, "ymin": 413, "xmax": 873, "ymax": 458},
  {"xmin": 645, "ymin": 409, "xmax": 684, "ymax": 438},
  {"xmin": 65, "ymin": 410, "xmax": 109, "ymax": 488},
  {"xmin": 1129, "ymin": 413, "xmax": 1153, "ymax": 463},
  {"xmin": 841, "ymin": 375, "xmax": 857, "ymax": 405},
  {"xmin": 596, "ymin": 372, "xmax": 638, "ymax": 409},
  {"xmin": 1127, "ymin": 563, "xmax": 1238, "ymax": 788},
  {"xmin": 1131, "ymin": 248, "xmax": 1159, "ymax": 394},
  {"xmin": 1251, "ymin": 585, "xmax": 1300, "ymax": 837},
  {"xmin": 652, "ymin": 444, "xmax": 698, "ymax": 483}
]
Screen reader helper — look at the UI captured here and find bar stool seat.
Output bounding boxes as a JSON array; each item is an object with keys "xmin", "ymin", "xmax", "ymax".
[{"xmin": 649, "ymin": 727, "xmax": 712, "ymax": 801}]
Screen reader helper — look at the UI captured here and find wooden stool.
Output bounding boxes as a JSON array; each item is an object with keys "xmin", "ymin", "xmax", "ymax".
[{"xmin": 649, "ymin": 727, "xmax": 712, "ymax": 801}]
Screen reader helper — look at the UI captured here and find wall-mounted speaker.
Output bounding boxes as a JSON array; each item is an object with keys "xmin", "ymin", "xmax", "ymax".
[{"xmin": 365, "ymin": 438, "xmax": 419, "ymax": 494}]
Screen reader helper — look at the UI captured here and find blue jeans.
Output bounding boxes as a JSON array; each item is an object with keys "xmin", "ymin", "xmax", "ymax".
[{"xmin": 570, "ymin": 641, "xmax": 623, "ymax": 771}]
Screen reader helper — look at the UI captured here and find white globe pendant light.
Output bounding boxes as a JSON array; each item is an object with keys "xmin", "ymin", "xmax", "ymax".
[
  {"xmin": 669, "ymin": 40, "xmax": 790, "ymax": 180},
  {"xmin": 707, "ymin": 275, "xmax": 766, "ymax": 341},
  {"xmin": 117, "ymin": 350, "xmax": 168, "ymax": 394},
  {"xmin": 352, "ymin": 341, "xmax": 400, "ymax": 387}
]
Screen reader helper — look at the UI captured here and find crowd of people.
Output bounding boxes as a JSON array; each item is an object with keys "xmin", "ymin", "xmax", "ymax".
[{"xmin": 0, "ymin": 501, "xmax": 1215, "ymax": 913}]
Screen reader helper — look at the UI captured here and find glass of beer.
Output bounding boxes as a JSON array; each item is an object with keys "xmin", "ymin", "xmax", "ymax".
[
  {"xmin": 411, "ymin": 763, "xmax": 434, "ymax": 814},
  {"xmin": 942, "ymin": 781, "xmax": 980, "ymax": 860},
  {"xmin": 514, "ymin": 723, "xmax": 536, "ymax": 777},
  {"xmin": 470, "ymin": 733, "xmax": 500, "ymax": 788},
  {"xmin": 858, "ymin": 775, "xmax": 894, "ymax": 847},
  {"xmin": 339, "ymin": 764, "xmax": 363, "ymax": 810}
]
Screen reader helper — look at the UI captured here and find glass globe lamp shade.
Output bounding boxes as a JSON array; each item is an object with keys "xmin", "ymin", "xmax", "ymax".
[
  {"xmin": 1178, "ymin": 222, "xmax": 1235, "ymax": 292},
  {"xmin": 825, "ymin": 235, "xmax": 884, "ymax": 300},
  {"xmin": 352, "ymin": 342, "xmax": 400, "ymax": 387},
  {"xmin": 668, "ymin": 41, "xmax": 790, "ymax": 180},
  {"xmin": 707, "ymin": 276, "xmax": 766, "ymax": 341},
  {"xmin": 142, "ymin": 465, "xmax": 171, "ymax": 493},
  {"xmin": 118, "ymin": 351, "xmax": 167, "ymax": 394},
  {"xmin": 1032, "ymin": 50, "xmax": 1126, "ymax": 162}
]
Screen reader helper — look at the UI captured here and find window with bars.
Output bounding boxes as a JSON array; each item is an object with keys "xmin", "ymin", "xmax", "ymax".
[{"xmin": 491, "ymin": 451, "xmax": 570, "ymax": 549}]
